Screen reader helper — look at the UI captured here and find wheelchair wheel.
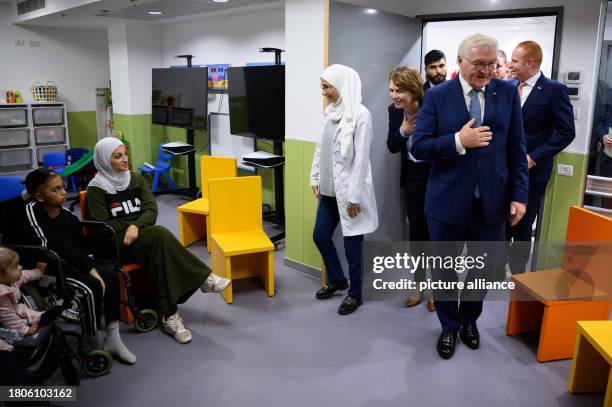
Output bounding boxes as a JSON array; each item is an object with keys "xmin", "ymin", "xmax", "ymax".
[
  {"xmin": 133, "ymin": 309, "xmax": 158, "ymax": 333},
  {"xmin": 81, "ymin": 350, "xmax": 112, "ymax": 377}
]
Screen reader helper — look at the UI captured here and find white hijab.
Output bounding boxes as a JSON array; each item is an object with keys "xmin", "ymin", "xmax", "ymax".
[
  {"xmin": 321, "ymin": 64, "xmax": 362, "ymax": 158},
  {"xmin": 88, "ymin": 137, "xmax": 131, "ymax": 194}
]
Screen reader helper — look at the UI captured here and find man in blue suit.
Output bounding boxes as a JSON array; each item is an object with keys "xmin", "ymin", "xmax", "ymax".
[
  {"xmin": 412, "ymin": 33, "xmax": 529, "ymax": 359},
  {"xmin": 505, "ymin": 41, "xmax": 575, "ymax": 274}
]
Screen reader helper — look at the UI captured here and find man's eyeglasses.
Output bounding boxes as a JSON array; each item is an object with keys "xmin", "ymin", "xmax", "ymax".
[{"xmin": 464, "ymin": 58, "xmax": 497, "ymax": 71}]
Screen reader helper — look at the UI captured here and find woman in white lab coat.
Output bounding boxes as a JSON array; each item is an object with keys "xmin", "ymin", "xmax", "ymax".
[{"xmin": 310, "ymin": 64, "xmax": 378, "ymax": 316}]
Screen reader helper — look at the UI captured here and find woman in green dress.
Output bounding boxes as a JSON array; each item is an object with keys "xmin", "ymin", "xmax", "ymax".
[{"xmin": 87, "ymin": 137, "xmax": 230, "ymax": 344}]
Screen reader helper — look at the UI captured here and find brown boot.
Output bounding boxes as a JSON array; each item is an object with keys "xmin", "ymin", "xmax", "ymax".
[
  {"xmin": 426, "ymin": 297, "xmax": 436, "ymax": 312},
  {"xmin": 404, "ymin": 289, "xmax": 423, "ymax": 308}
]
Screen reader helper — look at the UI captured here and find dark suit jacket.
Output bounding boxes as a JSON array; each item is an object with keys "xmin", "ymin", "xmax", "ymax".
[
  {"xmin": 423, "ymin": 79, "xmax": 446, "ymax": 92},
  {"xmin": 411, "ymin": 76, "xmax": 529, "ymax": 226},
  {"xmin": 522, "ymin": 73, "xmax": 575, "ymax": 183},
  {"xmin": 387, "ymin": 104, "xmax": 409, "ymax": 187}
]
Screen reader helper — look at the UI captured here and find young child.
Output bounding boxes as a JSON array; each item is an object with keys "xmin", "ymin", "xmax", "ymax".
[
  {"xmin": 0, "ymin": 247, "xmax": 45, "ymax": 342},
  {"xmin": 3, "ymin": 168, "xmax": 136, "ymax": 364}
]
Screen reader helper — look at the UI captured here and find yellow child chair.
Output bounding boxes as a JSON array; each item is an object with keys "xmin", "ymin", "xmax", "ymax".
[
  {"xmin": 177, "ymin": 155, "xmax": 237, "ymax": 252},
  {"xmin": 208, "ymin": 176, "xmax": 275, "ymax": 304}
]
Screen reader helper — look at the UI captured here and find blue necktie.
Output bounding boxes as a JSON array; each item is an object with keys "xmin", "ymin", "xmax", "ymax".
[
  {"xmin": 469, "ymin": 88, "xmax": 482, "ymax": 126},
  {"xmin": 469, "ymin": 88, "xmax": 482, "ymax": 198}
]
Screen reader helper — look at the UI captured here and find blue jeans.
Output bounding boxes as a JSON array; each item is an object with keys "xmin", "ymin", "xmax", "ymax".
[{"xmin": 313, "ymin": 195, "xmax": 364, "ymax": 299}]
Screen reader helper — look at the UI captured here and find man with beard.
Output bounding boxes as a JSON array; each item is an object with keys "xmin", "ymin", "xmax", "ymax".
[{"xmin": 423, "ymin": 50, "xmax": 447, "ymax": 91}]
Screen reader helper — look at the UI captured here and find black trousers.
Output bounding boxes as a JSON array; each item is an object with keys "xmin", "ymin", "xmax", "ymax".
[
  {"xmin": 506, "ymin": 181, "xmax": 547, "ymax": 274},
  {"xmin": 428, "ymin": 198, "xmax": 506, "ymax": 332},
  {"xmin": 404, "ymin": 160, "xmax": 431, "ymax": 283},
  {"xmin": 63, "ymin": 262, "xmax": 120, "ymax": 335}
]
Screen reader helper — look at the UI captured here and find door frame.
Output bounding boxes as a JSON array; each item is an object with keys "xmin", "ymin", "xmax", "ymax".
[
  {"xmin": 416, "ymin": 7, "xmax": 564, "ymax": 271},
  {"xmin": 416, "ymin": 7, "xmax": 564, "ymax": 79}
]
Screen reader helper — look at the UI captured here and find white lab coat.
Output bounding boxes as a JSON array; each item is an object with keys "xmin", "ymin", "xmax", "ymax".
[{"xmin": 310, "ymin": 104, "xmax": 378, "ymax": 237}]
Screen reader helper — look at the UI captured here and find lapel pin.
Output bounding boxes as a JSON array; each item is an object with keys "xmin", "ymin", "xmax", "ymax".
[
  {"xmin": 493, "ymin": 92, "xmax": 496, "ymax": 95},
  {"xmin": 537, "ymin": 86, "xmax": 542, "ymax": 90}
]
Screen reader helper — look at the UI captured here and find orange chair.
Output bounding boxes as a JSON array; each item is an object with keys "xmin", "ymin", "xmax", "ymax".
[
  {"xmin": 79, "ymin": 191, "xmax": 146, "ymax": 325},
  {"xmin": 177, "ymin": 156, "xmax": 237, "ymax": 252},
  {"xmin": 507, "ymin": 206, "xmax": 612, "ymax": 361}
]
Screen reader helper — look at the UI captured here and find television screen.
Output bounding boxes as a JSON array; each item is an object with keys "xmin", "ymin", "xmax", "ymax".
[
  {"xmin": 152, "ymin": 67, "xmax": 208, "ymax": 130},
  {"xmin": 227, "ymin": 65, "xmax": 285, "ymax": 141}
]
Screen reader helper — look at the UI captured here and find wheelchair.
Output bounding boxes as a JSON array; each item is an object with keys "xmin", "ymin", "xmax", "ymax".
[
  {"xmin": 7, "ymin": 245, "xmax": 113, "ymax": 383},
  {"xmin": 78, "ymin": 220, "xmax": 158, "ymax": 333}
]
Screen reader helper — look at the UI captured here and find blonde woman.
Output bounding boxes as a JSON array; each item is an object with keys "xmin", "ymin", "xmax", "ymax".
[{"xmin": 387, "ymin": 67, "xmax": 434, "ymax": 311}]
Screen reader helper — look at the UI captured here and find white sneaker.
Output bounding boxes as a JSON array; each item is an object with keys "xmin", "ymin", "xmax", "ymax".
[
  {"xmin": 201, "ymin": 273, "xmax": 231, "ymax": 294},
  {"xmin": 161, "ymin": 313, "xmax": 192, "ymax": 344}
]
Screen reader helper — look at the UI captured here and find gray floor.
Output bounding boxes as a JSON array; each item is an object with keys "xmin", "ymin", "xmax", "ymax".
[{"xmin": 67, "ymin": 195, "xmax": 602, "ymax": 407}]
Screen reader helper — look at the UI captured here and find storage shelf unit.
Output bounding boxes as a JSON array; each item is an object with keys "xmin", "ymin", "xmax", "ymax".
[{"xmin": 0, "ymin": 103, "xmax": 70, "ymax": 175}]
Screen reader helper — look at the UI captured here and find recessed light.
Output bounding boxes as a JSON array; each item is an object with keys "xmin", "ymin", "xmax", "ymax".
[
  {"xmin": 148, "ymin": 11, "xmax": 162, "ymax": 15},
  {"xmin": 213, "ymin": 0, "xmax": 228, "ymax": 3},
  {"xmin": 364, "ymin": 8, "xmax": 378, "ymax": 15}
]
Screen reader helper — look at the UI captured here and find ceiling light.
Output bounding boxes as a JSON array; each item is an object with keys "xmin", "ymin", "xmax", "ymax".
[
  {"xmin": 364, "ymin": 8, "xmax": 378, "ymax": 14},
  {"xmin": 213, "ymin": 0, "xmax": 228, "ymax": 3},
  {"xmin": 148, "ymin": 11, "xmax": 162, "ymax": 15}
]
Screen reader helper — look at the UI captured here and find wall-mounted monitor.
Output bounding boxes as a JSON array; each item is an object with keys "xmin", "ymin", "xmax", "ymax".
[
  {"xmin": 152, "ymin": 67, "xmax": 208, "ymax": 131},
  {"xmin": 227, "ymin": 65, "xmax": 285, "ymax": 142}
]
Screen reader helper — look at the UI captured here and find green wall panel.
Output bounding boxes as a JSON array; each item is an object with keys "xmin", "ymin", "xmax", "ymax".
[
  {"xmin": 285, "ymin": 139, "xmax": 321, "ymax": 270},
  {"xmin": 67, "ymin": 111, "xmax": 97, "ymax": 150},
  {"xmin": 537, "ymin": 151, "xmax": 588, "ymax": 269}
]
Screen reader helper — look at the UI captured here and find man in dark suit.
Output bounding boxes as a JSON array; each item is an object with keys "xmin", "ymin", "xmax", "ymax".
[
  {"xmin": 412, "ymin": 33, "xmax": 529, "ymax": 360},
  {"xmin": 423, "ymin": 50, "xmax": 447, "ymax": 92},
  {"xmin": 506, "ymin": 41, "xmax": 575, "ymax": 274}
]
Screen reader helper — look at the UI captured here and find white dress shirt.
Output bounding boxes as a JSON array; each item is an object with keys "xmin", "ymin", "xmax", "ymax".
[
  {"xmin": 455, "ymin": 73, "xmax": 486, "ymax": 155},
  {"xmin": 519, "ymin": 71, "xmax": 541, "ymax": 107}
]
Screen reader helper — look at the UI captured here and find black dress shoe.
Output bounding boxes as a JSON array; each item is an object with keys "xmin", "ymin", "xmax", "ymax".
[
  {"xmin": 437, "ymin": 331, "xmax": 457, "ymax": 359},
  {"xmin": 316, "ymin": 279, "xmax": 349, "ymax": 300},
  {"xmin": 338, "ymin": 296, "xmax": 363, "ymax": 315},
  {"xmin": 459, "ymin": 321, "xmax": 480, "ymax": 350}
]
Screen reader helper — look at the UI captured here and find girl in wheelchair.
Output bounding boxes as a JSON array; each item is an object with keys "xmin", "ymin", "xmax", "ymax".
[
  {"xmin": 0, "ymin": 248, "xmax": 50, "ymax": 343},
  {"xmin": 4, "ymin": 168, "xmax": 136, "ymax": 365}
]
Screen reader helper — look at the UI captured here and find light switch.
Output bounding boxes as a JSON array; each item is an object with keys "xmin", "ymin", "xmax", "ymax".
[{"xmin": 557, "ymin": 164, "xmax": 573, "ymax": 177}]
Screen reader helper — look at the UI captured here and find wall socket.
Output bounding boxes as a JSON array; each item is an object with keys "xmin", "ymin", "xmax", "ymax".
[
  {"xmin": 15, "ymin": 39, "xmax": 25, "ymax": 46},
  {"xmin": 557, "ymin": 164, "xmax": 574, "ymax": 177},
  {"xmin": 28, "ymin": 40, "xmax": 39, "ymax": 47}
]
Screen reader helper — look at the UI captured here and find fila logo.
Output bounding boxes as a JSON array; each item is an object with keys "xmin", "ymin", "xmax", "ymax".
[{"xmin": 110, "ymin": 198, "xmax": 141, "ymax": 217}]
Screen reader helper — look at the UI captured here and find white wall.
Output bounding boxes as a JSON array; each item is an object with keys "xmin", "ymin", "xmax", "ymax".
[
  {"xmin": 0, "ymin": 1, "xmax": 110, "ymax": 111},
  {"xmin": 285, "ymin": 0, "xmax": 326, "ymax": 143},
  {"xmin": 423, "ymin": 17, "xmax": 557, "ymax": 78},
  {"xmin": 108, "ymin": 22, "xmax": 163, "ymax": 115}
]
